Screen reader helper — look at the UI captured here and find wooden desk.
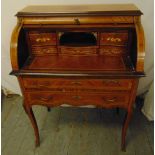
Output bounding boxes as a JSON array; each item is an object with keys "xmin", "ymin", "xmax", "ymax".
[{"xmin": 10, "ymin": 4, "xmax": 145, "ymax": 150}]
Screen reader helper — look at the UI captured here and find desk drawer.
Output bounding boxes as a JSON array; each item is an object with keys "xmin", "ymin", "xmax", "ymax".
[
  {"xmin": 100, "ymin": 46, "xmax": 126, "ymax": 56},
  {"xmin": 100, "ymin": 32, "xmax": 128, "ymax": 46},
  {"xmin": 60, "ymin": 47, "xmax": 97, "ymax": 56},
  {"xmin": 22, "ymin": 78, "xmax": 133, "ymax": 91},
  {"xmin": 28, "ymin": 32, "xmax": 57, "ymax": 46},
  {"xmin": 32, "ymin": 46, "xmax": 57, "ymax": 55},
  {"xmin": 23, "ymin": 16, "xmax": 134, "ymax": 25},
  {"xmin": 26, "ymin": 92, "xmax": 130, "ymax": 108}
]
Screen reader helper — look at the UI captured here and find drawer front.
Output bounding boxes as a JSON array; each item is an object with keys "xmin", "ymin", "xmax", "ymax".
[
  {"xmin": 100, "ymin": 32, "xmax": 128, "ymax": 46},
  {"xmin": 31, "ymin": 46, "xmax": 57, "ymax": 55},
  {"xmin": 22, "ymin": 78, "xmax": 132, "ymax": 91},
  {"xmin": 28, "ymin": 32, "xmax": 57, "ymax": 46},
  {"xmin": 60, "ymin": 47, "xmax": 97, "ymax": 56},
  {"xmin": 23, "ymin": 16, "xmax": 134, "ymax": 25},
  {"xmin": 26, "ymin": 92, "xmax": 130, "ymax": 108},
  {"xmin": 100, "ymin": 46, "xmax": 126, "ymax": 56}
]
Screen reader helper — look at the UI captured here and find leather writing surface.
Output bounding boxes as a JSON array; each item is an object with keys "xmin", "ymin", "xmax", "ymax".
[{"xmin": 24, "ymin": 55, "xmax": 127, "ymax": 71}]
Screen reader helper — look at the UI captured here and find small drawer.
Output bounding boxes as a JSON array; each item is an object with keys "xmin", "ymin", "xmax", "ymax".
[
  {"xmin": 28, "ymin": 32, "xmax": 57, "ymax": 46},
  {"xmin": 23, "ymin": 16, "xmax": 134, "ymax": 25},
  {"xmin": 100, "ymin": 46, "xmax": 126, "ymax": 56},
  {"xmin": 22, "ymin": 78, "xmax": 90, "ymax": 90},
  {"xmin": 31, "ymin": 46, "xmax": 57, "ymax": 55},
  {"xmin": 26, "ymin": 92, "xmax": 130, "ymax": 108},
  {"xmin": 22, "ymin": 78, "xmax": 132, "ymax": 91},
  {"xmin": 60, "ymin": 47, "xmax": 97, "ymax": 56},
  {"xmin": 100, "ymin": 32, "xmax": 128, "ymax": 46}
]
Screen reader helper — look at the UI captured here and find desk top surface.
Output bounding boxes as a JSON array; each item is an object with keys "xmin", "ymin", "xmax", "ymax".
[{"xmin": 16, "ymin": 4, "xmax": 142, "ymax": 17}]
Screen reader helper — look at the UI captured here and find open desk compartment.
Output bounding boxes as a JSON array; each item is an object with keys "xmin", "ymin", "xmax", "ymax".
[{"xmin": 16, "ymin": 28, "xmax": 139, "ymax": 75}]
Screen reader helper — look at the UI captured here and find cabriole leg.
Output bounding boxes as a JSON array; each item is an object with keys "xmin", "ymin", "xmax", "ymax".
[
  {"xmin": 116, "ymin": 107, "xmax": 119, "ymax": 115},
  {"xmin": 121, "ymin": 110, "xmax": 133, "ymax": 151},
  {"xmin": 47, "ymin": 107, "xmax": 51, "ymax": 112},
  {"xmin": 23, "ymin": 104, "xmax": 40, "ymax": 147}
]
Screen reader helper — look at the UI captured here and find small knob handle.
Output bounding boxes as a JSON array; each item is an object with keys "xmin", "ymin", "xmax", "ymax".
[{"xmin": 74, "ymin": 18, "xmax": 80, "ymax": 25}]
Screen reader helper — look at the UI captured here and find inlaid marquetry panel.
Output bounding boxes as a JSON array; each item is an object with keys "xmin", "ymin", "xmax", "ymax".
[
  {"xmin": 100, "ymin": 46, "xmax": 126, "ymax": 56},
  {"xmin": 100, "ymin": 32, "xmax": 128, "ymax": 46},
  {"xmin": 28, "ymin": 32, "xmax": 57, "ymax": 46},
  {"xmin": 31, "ymin": 46, "xmax": 57, "ymax": 55},
  {"xmin": 60, "ymin": 47, "xmax": 98, "ymax": 56}
]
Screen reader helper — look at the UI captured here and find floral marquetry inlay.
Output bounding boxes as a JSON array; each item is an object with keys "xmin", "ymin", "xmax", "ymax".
[{"xmin": 100, "ymin": 46, "xmax": 126, "ymax": 55}]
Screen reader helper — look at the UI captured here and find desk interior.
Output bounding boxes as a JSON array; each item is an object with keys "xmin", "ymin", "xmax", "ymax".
[{"xmin": 22, "ymin": 55, "xmax": 134, "ymax": 72}]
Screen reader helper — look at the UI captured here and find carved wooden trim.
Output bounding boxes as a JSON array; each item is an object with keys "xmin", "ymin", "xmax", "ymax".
[
  {"xmin": 134, "ymin": 16, "xmax": 145, "ymax": 72},
  {"xmin": 10, "ymin": 18, "xmax": 23, "ymax": 70}
]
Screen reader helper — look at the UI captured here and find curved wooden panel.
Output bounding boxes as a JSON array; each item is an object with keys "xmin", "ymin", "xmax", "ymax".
[
  {"xmin": 134, "ymin": 16, "xmax": 145, "ymax": 72},
  {"xmin": 10, "ymin": 18, "xmax": 23, "ymax": 70}
]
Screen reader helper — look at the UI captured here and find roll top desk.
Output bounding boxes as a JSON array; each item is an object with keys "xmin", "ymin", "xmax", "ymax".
[{"xmin": 10, "ymin": 4, "xmax": 145, "ymax": 150}]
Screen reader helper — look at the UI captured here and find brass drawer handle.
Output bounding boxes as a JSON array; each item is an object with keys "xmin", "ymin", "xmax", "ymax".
[
  {"xmin": 103, "ymin": 97, "xmax": 117, "ymax": 102},
  {"xmin": 40, "ymin": 96, "xmax": 53, "ymax": 101},
  {"xmin": 102, "ymin": 80, "xmax": 120, "ymax": 85},
  {"xmin": 71, "ymin": 81, "xmax": 82, "ymax": 85},
  {"xmin": 106, "ymin": 37, "xmax": 121, "ymax": 42},
  {"xmin": 38, "ymin": 84, "xmax": 49, "ymax": 88},
  {"xmin": 72, "ymin": 95, "xmax": 81, "ymax": 100},
  {"xmin": 36, "ymin": 37, "xmax": 51, "ymax": 42}
]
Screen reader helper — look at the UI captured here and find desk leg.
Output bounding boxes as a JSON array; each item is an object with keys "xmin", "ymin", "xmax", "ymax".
[
  {"xmin": 121, "ymin": 110, "xmax": 133, "ymax": 151},
  {"xmin": 47, "ymin": 107, "xmax": 51, "ymax": 112},
  {"xmin": 23, "ymin": 104, "xmax": 40, "ymax": 147},
  {"xmin": 116, "ymin": 107, "xmax": 119, "ymax": 115}
]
